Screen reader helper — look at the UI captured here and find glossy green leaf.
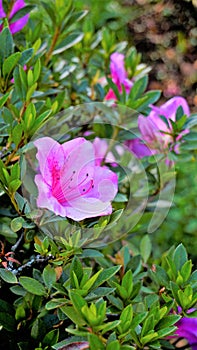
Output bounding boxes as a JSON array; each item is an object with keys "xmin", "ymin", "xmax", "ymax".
[
  {"xmin": 19, "ymin": 277, "xmax": 46, "ymax": 296},
  {"xmin": 0, "ymin": 268, "xmax": 18, "ymax": 284}
]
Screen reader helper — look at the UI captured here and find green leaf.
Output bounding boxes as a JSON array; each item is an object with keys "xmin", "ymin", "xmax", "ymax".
[
  {"xmin": 0, "ymin": 312, "xmax": 16, "ymax": 331},
  {"xmin": 26, "ymin": 82, "xmax": 37, "ymax": 101},
  {"xmin": 141, "ymin": 315, "xmax": 154, "ymax": 338},
  {"xmin": 43, "ymin": 329, "xmax": 59, "ymax": 346},
  {"xmin": 118, "ymin": 304, "xmax": 133, "ymax": 333},
  {"xmin": 141, "ymin": 332, "xmax": 158, "ymax": 345},
  {"xmin": 19, "ymin": 48, "xmax": 34, "ymax": 65},
  {"xmin": 81, "ymin": 249, "xmax": 104, "ymax": 258},
  {"xmin": 11, "ymin": 123, "xmax": 23, "ymax": 147},
  {"xmin": 129, "ymin": 90, "xmax": 161, "ymax": 111},
  {"xmin": 43, "ymin": 265, "xmax": 56, "ymax": 289},
  {"xmin": 96, "ymin": 320, "xmax": 121, "ymax": 334},
  {"xmin": 70, "ymin": 256, "xmax": 83, "ymax": 286},
  {"xmin": 0, "ymin": 268, "xmax": 18, "ymax": 284},
  {"xmin": 53, "ymin": 32, "xmax": 84, "ymax": 55},
  {"xmin": 175, "ymin": 106, "xmax": 184, "ymax": 121},
  {"xmin": 9, "ymin": 5, "xmax": 35, "ymax": 23},
  {"xmin": 157, "ymin": 326, "xmax": 177, "ymax": 338},
  {"xmin": 180, "ymin": 260, "xmax": 192, "ymax": 283},
  {"xmin": 0, "ymin": 91, "xmax": 11, "ymax": 108},
  {"xmin": 88, "ymin": 333, "xmax": 105, "ymax": 350},
  {"xmin": 69, "ymin": 291, "xmax": 86, "ymax": 315},
  {"xmin": 3, "ymin": 52, "xmax": 21, "ymax": 78},
  {"xmin": 41, "ymin": 1, "xmax": 57, "ymax": 24},
  {"xmin": 129, "ymin": 75, "xmax": 148, "ymax": 100},
  {"xmin": 82, "ymin": 269, "xmax": 102, "ymax": 291},
  {"xmin": 45, "ymin": 298, "xmax": 67, "ymax": 310},
  {"xmin": 140, "ymin": 234, "xmax": 151, "ymax": 263},
  {"xmin": 121, "ymin": 270, "xmax": 133, "ymax": 297},
  {"xmin": 0, "ymin": 223, "xmax": 17, "ymax": 239},
  {"xmin": 11, "ymin": 217, "xmax": 24, "ymax": 232},
  {"xmin": 170, "ymin": 281, "xmax": 180, "ymax": 304},
  {"xmin": 19, "ymin": 277, "xmax": 46, "ymax": 296},
  {"xmin": 156, "ymin": 315, "xmax": 180, "ymax": 329},
  {"xmin": 29, "ymin": 109, "xmax": 52, "ymax": 136},
  {"xmin": 0, "ymin": 27, "xmax": 13, "ymax": 65},
  {"xmin": 33, "ymin": 59, "xmax": 41, "ymax": 82},
  {"xmin": 131, "ymin": 312, "xmax": 148, "ymax": 329},
  {"xmin": 9, "ymin": 179, "xmax": 22, "ymax": 193},
  {"xmin": 173, "ymin": 244, "xmax": 188, "ymax": 271},
  {"xmin": 15, "ymin": 305, "xmax": 26, "ymax": 321},
  {"xmin": 184, "ymin": 113, "xmax": 197, "ymax": 128},
  {"xmin": 106, "ymin": 340, "xmax": 120, "ymax": 350},
  {"xmin": 91, "ymin": 266, "xmax": 121, "ymax": 290},
  {"xmin": 60, "ymin": 305, "xmax": 86, "ymax": 326}
]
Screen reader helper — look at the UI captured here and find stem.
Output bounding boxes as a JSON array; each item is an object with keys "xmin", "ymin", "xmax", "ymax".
[
  {"xmin": 10, "ymin": 194, "xmax": 21, "ymax": 215},
  {"xmin": 45, "ymin": 27, "xmax": 60, "ymax": 65},
  {"xmin": 4, "ymin": 137, "xmax": 24, "ymax": 166},
  {"xmin": 11, "ymin": 231, "xmax": 24, "ymax": 253}
]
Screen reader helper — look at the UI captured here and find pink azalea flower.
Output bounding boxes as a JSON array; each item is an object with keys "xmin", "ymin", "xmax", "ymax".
[
  {"xmin": 175, "ymin": 315, "xmax": 197, "ymax": 349},
  {"xmin": 0, "ymin": 0, "xmax": 29, "ymax": 34},
  {"xmin": 34, "ymin": 137, "xmax": 118, "ymax": 221},
  {"xmin": 170, "ymin": 308, "xmax": 197, "ymax": 350},
  {"xmin": 126, "ymin": 96, "xmax": 190, "ymax": 158},
  {"xmin": 105, "ymin": 52, "xmax": 133, "ymax": 101},
  {"xmin": 93, "ymin": 137, "xmax": 115, "ymax": 166}
]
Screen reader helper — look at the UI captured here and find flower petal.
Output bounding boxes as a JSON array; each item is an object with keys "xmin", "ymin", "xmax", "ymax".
[
  {"xmin": 35, "ymin": 174, "xmax": 68, "ymax": 217},
  {"xmin": 125, "ymin": 138, "xmax": 154, "ymax": 158},
  {"xmin": 65, "ymin": 197, "xmax": 113, "ymax": 221},
  {"xmin": 88, "ymin": 166, "xmax": 118, "ymax": 202},
  {"xmin": 110, "ymin": 52, "xmax": 127, "ymax": 86},
  {"xmin": 60, "ymin": 138, "xmax": 95, "ymax": 190},
  {"xmin": 93, "ymin": 137, "xmax": 115, "ymax": 166},
  {"xmin": 138, "ymin": 115, "xmax": 161, "ymax": 144},
  {"xmin": 9, "ymin": 14, "xmax": 29, "ymax": 34},
  {"xmin": 176, "ymin": 316, "xmax": 197, "ymax": 346},
  {"xmin": 0, "ymin": 0, "xmax": 6, "ymax": 18},
  {"xmin": 105, "ymin": 88, "xmax": 117, "ymax": 101},
  {"xmin": 9, "ymin": 0, "xmax": 26, "ymax": 17},
  {"xmin": 149, "ymin": 96, "xmax": 190, "ymax": 123},
  {"xmin": 34, "ymin": 137, "xmax": 64, "ymax": 187}
]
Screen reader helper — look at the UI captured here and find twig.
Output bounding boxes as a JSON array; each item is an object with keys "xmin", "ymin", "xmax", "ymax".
[{"xmin": 9, "ymin": 254, "xmax": 54, "ymax": 275}]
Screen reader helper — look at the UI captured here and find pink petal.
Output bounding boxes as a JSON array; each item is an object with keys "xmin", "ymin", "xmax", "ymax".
[
  {"xmin": 105, "ymin": 88, "xmax": 117, "ymax": 101},
  {"xmin": 9, "ymin": 14, "xmax": 29, "ymax": 34},
  {"xmin": 125, "ymin": 138, "xmax": 154, "ymax": 158},
  {"xmin": 10, "ymin": 0, "xmax": 26, "ymax": 17},
  {"xmin": 8, "ymin": 0, "xmax": 29, "ymax": 34},
  {"xmin": 65, "ymin": 197, "xmax": 113, "ymax": 221},
  {"xmin": 105, "ymin": 52, "xmax": 133, "ymax": 100},
  {"xmin": 138, "ymin": 115, "xmax": 161, "ymax": 144},
  {"xmin": 149, "ymin": 96, "xmax": 190, "ymax": 123},
  {"xmin": 110, "ymin": 52, "xmax": 127, "ymax": 86},
  {"xmin": 60, "ymin": 138, "xmax": 95, "ymax": 189},
  {"xmin": 0, "ymin": 0, "xmax": 6, "ymax": 18},
  {"xmin": 93, "ymin": 137, "xmax": 115, "ymax": 166},
  {"xmin": 35, "ymin": 174, "xmax": 68, "ymax": 217},
  {"xmin": 88, "ymin": 166, "xmax": 118, "ymax": 202},
  {"xmin": 34, "ymin": 137, "xmax": 64, "ymax": 187}
]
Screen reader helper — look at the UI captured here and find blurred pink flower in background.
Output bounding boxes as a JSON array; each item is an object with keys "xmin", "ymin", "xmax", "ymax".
[
  {"xmin": 93, "ymin": 137, "xmax": 115, "ymax": 166},
  {"xmin": 0, "ymin": 0, "xmax": 29, "ymax": 34},
  {"xmin": 105, "ymin": 52, "xmax": 133, "ymax": 101},
  {"xmin": 34, "ymin": 137, "xmax": 118, "ymax": 221},
  {"xmin": 126, "ymin": 96, "xmax": 190, "ymax": 158}
]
